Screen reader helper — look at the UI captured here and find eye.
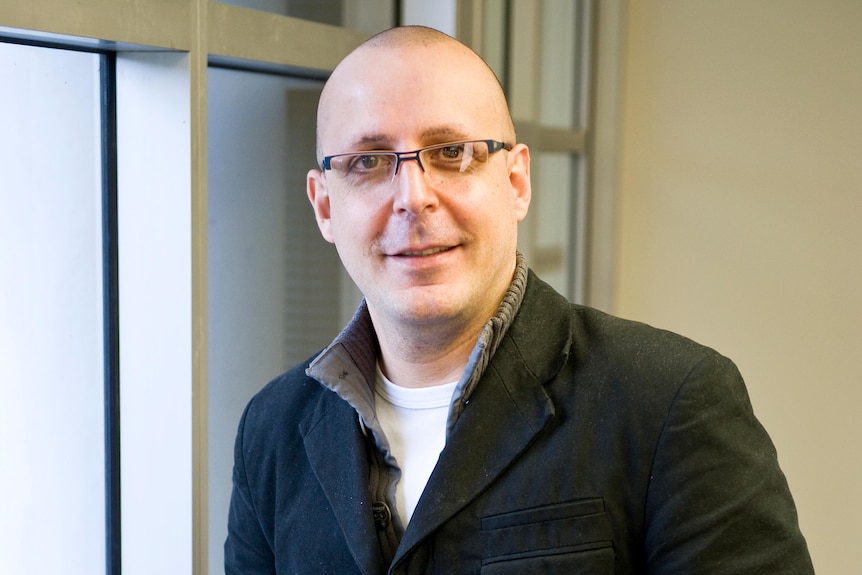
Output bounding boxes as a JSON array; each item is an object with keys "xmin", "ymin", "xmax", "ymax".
[
  {"xmin": 359, "ymin": 155, "xmax": 380, "ymax": 169},
  {"xmin": 439, "ymin": 144, "xmax": 465, "ymax": 160},
  {"xmin": 346, "ymin": 153, "xmax": 388, "ymax": 173},
  {"xmin": 426, "ymin": 142, "xmax": 478, "ymax": 174}
]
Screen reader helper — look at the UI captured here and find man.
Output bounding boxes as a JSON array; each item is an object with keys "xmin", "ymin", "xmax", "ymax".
[{"xmin": 225, "ymin": 26, "xmax": 813, "ymax": 574}]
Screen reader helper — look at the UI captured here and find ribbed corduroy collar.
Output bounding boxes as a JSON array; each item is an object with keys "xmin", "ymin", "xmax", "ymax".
[{"xmin": 306, "ymin": 252, "xmax": 529, "ymax": 439}]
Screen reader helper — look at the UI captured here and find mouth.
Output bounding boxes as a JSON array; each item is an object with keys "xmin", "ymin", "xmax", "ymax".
[{"xmin": 398, "ymin": 246, "xmax": 454, "ymax": 257}]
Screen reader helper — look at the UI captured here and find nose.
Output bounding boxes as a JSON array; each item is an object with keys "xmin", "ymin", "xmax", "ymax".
[{"xmin": 391, "ymin": 156, "xmax": 439, "ymax": 216}]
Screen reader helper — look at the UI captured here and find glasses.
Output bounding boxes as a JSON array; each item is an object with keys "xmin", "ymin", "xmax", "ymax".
[{"xmin": 321, "ymin": 139, "xmax": 512, "ymax": 189}]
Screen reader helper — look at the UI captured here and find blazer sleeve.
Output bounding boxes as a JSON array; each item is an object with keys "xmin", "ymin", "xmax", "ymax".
[
  {"xmin": 643, "ymin": 351, "xmax": 814, "ymax": 573},
  {"xmin": 224, "ymin": 403, "xmax": 277, "ymax": 575}
]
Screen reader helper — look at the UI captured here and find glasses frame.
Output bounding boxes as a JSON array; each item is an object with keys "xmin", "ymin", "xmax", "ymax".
[{"xmin": 320, "ymin": 139, "xmax": 512, "ymax": 183}]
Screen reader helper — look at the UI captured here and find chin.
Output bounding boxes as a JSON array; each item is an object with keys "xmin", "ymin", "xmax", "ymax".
[{"xmin": 385, "ymin": 292, "xmax": 464, "ymax": 325}]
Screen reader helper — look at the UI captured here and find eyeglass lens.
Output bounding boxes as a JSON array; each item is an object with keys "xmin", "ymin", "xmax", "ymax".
[{"xmin": 328, "ymin": 141, "xmax": 494, "ymax": 188}]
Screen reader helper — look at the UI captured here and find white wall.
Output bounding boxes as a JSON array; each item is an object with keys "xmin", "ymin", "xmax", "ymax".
[{"xmin": 616, "ymin": 1, "xmax": 862, "ymax": 572}]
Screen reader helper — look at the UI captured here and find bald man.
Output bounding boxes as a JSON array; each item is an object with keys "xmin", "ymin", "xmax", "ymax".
[{"xmin": 225, "ymin": 26, "xmax": 812, "ymax": 574}]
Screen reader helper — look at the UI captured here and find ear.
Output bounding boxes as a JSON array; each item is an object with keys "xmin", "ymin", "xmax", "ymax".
[
  {"xmin": 507, "ymin": 143, "xmax": 532, "ymax": 222},
  {"xmin": 307, "ymin": 169, "xmax": 336, "ymax": 243}
]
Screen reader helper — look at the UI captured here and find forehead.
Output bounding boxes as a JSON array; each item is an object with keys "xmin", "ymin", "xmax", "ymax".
[{"xmin": 317, "ymin": 43, "xmax": 506, "ymax": 152}]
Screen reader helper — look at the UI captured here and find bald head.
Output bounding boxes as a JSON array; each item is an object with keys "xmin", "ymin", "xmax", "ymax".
[
  {"xmin": 363, "ymin": 25, "xmax": 463, "ymax": 50},
  {"xmin": 315, "ymin": 26, "xmax": 515, "ymax": 162}
]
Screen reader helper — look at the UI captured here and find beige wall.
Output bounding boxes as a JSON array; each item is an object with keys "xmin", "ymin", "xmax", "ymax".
[{"xmin": 615, "ymin": 1, "xmax": 861, "ymax": 572}]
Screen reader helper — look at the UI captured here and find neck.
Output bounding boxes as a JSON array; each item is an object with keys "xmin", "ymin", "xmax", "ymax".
[
  {"xmin": 368, "ymin": 253, "xmax": 525, "ymax": 388},
  {"xmin": 370, "ymin": 310, "xmax": 486, "ymax": 388}
]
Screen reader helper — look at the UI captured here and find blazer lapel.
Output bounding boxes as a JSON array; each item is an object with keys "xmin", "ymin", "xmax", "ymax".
[
  {"xmin": 302, "ymin": 393, "xmax": 385, "ymax": 575},
  {"xmin": 392, "ymin": 340, "xmax": 555, "ymax": 564}
]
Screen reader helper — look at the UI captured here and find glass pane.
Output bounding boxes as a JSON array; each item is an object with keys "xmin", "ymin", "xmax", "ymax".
[
  {"xmin": 480, "ymin": 0, "xmax": 507, "ymax": 85},
  {"xmin": 539, "ymin": 0, "xmax": 587, "ymax": 128},
  {"xmin": 207, "ymin": 66, "xmax": 348, "ymax": 575},
  {"xmin": 217, "ymin": 0, "xmax": 396, "ymax": 34},
  {"xmin": 0, "ymin": 42, "xmax": 106, "ymax": 575},
  {"xmin": 521, "ymin": 151, "xmax": 583, "ymax": 299}
]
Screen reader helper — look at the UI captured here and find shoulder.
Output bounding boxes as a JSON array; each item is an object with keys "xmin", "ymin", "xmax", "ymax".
[
  {"xmin": 236, "ymin": 357, "xmax": 328, "ymax": 448},
  {"xmin": 572, "ymin": 304, "xmax": 724, "ymax": 374},
  {"xmin": 512, "ymin": 273, "xmax": 746, "ymax": 428},
  {"xmin": 248, "ymin": 359, "xmax": 318, "ymax": 409},
  {"xmin": 518, "ymin": 271, "xmax": 730, "ymax": 384}
]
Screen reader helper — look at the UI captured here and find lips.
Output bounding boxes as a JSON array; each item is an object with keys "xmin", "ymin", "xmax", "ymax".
[{"xmin": 398, "ymin": 246, "xmax": 453, "ymax": 257}]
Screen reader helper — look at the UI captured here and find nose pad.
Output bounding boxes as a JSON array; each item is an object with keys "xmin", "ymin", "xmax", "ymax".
[{"xmin": 392, "ymin": 152, "xmax": 425, "ymax": 180}]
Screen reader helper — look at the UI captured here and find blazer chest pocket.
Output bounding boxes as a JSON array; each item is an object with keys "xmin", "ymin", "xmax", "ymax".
[{"xmin": 480, "ymin": 498, "xmax": 614, "ymax": 575}]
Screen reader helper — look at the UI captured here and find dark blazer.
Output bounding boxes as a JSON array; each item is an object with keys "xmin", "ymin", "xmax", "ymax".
[{"xmin": 225, "ymin": 272, "xmax": 813, "ymax": 574}]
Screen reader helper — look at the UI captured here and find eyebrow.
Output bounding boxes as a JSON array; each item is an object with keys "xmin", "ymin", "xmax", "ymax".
[
  {"xmin": 419, "ymin": 125, "xmax": 472, "ymax": 143},
  {"xmin": 345, "ymin": 134, "xmax": 393, "ymax": 151},
  {"xmin": 343, "ymin": 125, "xmax": 474, "ymax": 152}
]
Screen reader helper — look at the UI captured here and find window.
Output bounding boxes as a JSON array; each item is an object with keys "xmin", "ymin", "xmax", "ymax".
[
  {"xmin": 206, "ymin": 66, "xmax": 342, "ymax": 572},
  {"xmin": 0, "ymin": 3, "xmax": 596, "ymax": 573},
  {"xmin": 457, "ymin": 0, "xmax": 595, "ymax": 302},
  {"xmin": 507, "ymin": 0, "xmax": 593, "ymax": 302},
  {"xmin": 0, "ymin": 40, "xmax": 111, "ymax": 575}
]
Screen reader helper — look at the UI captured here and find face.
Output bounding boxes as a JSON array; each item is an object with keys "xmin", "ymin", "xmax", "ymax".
[{"xmin": 307, "ymin": 39, "xmax": 531, "ymax": 334}]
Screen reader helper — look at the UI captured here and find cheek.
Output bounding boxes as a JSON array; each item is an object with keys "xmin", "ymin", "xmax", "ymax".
[
  {"xmin": 475, "ymin": 178, "xmax": 522, "ymax": 223},
  {"xmin": 481, "ymin": 183, "xmax": 524, "ymax": 247},
  {"xmin": 327, "ymin": 194, "xmax": 384, "ymax": 249}
]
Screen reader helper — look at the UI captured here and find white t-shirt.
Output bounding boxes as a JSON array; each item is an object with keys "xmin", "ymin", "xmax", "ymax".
[{"xmin": 374, "ymin": 366, "xmax": 457, "ymax": 527}]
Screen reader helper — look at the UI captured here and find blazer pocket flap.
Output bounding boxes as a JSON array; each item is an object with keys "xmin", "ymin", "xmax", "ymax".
[{"xmin": 481, "ymin": 498, "xmax": 612, "ymax": 561}]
